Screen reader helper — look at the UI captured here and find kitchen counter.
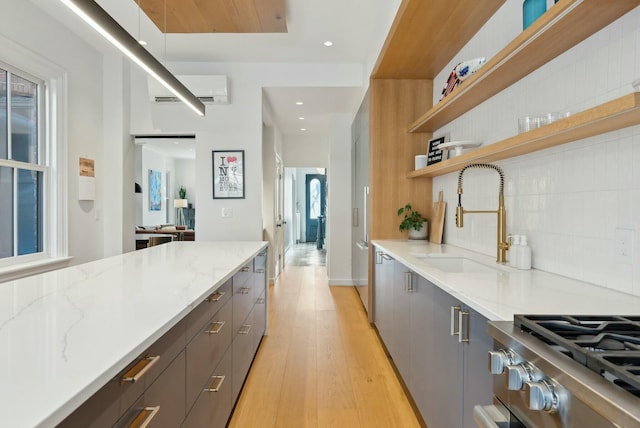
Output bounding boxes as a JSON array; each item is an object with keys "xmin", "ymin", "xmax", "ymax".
[
  {"xmin": 373, "ymin": 240, "xmax": 640, "ymax": 321},
  {"xmin": 0, "ymin": 241, "xmax": 267, "ymax": 428}
]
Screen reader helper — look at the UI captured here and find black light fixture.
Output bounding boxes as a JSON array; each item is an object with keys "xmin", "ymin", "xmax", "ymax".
[
  {"xmin": 59, "ymin": 0, "xmax": 205, "ymax": 116},
  {"xmin": 134, "ymin": 182, "xmax": 142, "ymax": 193}
]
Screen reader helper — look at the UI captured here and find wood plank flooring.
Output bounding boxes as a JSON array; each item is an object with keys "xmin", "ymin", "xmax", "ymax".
[{"xmin": 229, "ymin": 265, "xmax": 421, "ymax": 428}]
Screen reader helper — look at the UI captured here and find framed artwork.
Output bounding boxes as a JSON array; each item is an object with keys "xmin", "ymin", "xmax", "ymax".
[
  {"xmin": 149, "ymin": 169, "xmax": 162, "ymax": 210},
  {"xmin": 212, "ymin": 150, "xmax": 245, "ymax": 199}
]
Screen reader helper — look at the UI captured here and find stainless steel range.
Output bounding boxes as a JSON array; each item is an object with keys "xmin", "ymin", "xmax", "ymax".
[{"xmin": 475, "ymin": 315, "xmax": 640, "ymax": 428}]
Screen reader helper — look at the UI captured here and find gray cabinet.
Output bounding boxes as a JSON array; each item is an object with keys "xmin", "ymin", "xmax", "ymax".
[
  {"xmin": 59, "ymin": 250, "xmax": 268, "ymax": 428},
  {"xmin": 372, "ymin": 246, "xmax": 492, "ymax": 428}
]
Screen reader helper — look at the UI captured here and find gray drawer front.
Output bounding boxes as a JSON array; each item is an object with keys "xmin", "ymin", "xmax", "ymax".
[
  {"xmin": 185, "ymin": 279, "xmax": 232, "ymax": 343},
  {"xmin": 115, "ymin": 350, "xmax": 186, "ymax": 428},
  {"xmin": 231, "ymin": 309, "xmax": 256, "ymax": 402},
  {"xmin": 186, "ymin": 299, "xmax": 232, "ymax": 411},
  {"xmin": 233, "ymin": 280, "xmax": 256, "ymax": 337},
  {"xmin": 58, "ymin": 319, "xmax": 186, "ymax": 428},
  {"xmin": 253, "ymin": 290, "xmax": 266, "ymax": 351},
  {"xmin": 182, "ymin": 348, "xmax": 233, "ymax": 428}
]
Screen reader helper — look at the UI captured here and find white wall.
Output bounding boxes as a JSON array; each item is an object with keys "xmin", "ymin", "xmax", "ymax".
[
  {"xmin": 432, "ymin": 4, "xmax": 640, "ymax": 296},
  {"xmin": 174, "ymin": 159, "xmax": 196, "ymax": 206},
  {"xmin": 327, "ymin": 114, "xmax": 353, "ymax": 285},
  {"xmin": 0, "ymin": 0, "xmax": 112, "ymax": 266},
  {"xmin": 140, "ymin": 147, "xmax": 175, "ymax": 226},
  {"xmin": 282, "ymin": 133, "xmax": 330, "ymax": 168}
]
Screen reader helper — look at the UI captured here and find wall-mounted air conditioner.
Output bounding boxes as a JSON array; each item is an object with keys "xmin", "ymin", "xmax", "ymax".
[{"xmin": 148, "ymin": 75, "xmax": 229, "ymax": 105}]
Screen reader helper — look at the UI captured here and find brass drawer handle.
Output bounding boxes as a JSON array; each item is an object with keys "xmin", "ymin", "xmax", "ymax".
[
  {"xmin": 239, "ymin": 324, "xmax": 252, "ymax": 335},
  {"xmin": 205, "ymin": 375, "xmax": 226, "ymax": 392},
  {"xmin": 255, "ymin": 268, "xmax": 265, "ymax": 273},
  {"xmin": 120, "ymin": 355, "xmax": 160, "ymax": 384},
  {"xmin": 206, "ymin": 321, "xmax": 225, "ymax": 334},
  {"xmin": 240, "ymin": 266, "xmax": 250, "ymax": 272},
  {"xmin": 257, "ymin": 298, "xmax": 265, "ymax": 304},
  {"xmin": 239, "ymin": 287, "xmax": 251, "ymax": 295},
  {"xmin": 128, "ymin": 405, "xmax": 160, "ymax": 428},
  {"xmin": 207, "ymin": 291, "xmax": 225, "ymax": 302}
]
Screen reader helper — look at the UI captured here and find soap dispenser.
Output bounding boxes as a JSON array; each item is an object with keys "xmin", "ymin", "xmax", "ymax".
[
  {"xmin": 517, "ymin": 235, "xmax": 532, "ymax": 270},
  {"xmin": 509, "ymin": 235, "xmax": 520, "ymax": 268}
]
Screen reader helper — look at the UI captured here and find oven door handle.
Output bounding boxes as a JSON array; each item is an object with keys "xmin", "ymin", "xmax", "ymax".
[{"xmin": 473, "ymin": 404, "xmax": 509, "ymax": 428}]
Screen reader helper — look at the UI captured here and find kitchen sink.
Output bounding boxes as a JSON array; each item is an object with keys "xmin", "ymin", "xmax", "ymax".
[{"xmin": 412, "ymin": 254, "xmax": 500, "ymax": 274}]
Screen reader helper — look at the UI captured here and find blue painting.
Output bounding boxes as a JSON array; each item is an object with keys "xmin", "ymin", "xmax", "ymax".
[{"xmin": 149, "ymin": 169, "xmax": 161, "ymax": 211}]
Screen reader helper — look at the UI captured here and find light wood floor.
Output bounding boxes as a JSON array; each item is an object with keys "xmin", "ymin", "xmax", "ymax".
[{"xmin": 228, "ymin": 265, "xmax": 422, "ymax": 428}]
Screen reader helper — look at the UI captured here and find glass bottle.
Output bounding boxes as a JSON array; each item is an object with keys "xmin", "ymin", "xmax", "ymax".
[{"xmin": 523, "ymin": 0, "xmax": 546, "ymax": 30}]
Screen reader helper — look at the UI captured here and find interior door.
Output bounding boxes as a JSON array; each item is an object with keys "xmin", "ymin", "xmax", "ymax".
[
  {"xmin": 274, "ymin": 156, "xmax": 284, "ymax": 277},
  {"xmin": 305, "ymin": 174, "xmax": 326, "ymax": 243}
]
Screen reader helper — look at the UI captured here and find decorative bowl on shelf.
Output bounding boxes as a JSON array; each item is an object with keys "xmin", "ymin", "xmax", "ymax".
[{"xmin": 438, "ymin": 141, "xmax": 482, "ymax": 157}]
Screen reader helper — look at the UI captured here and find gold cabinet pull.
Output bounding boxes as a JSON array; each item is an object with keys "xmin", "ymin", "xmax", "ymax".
[
  {"xmin": 207, "ymin": 291, "xmax": 225, "ymax": 302},
  {"xmin": 239, "ymin": 287, "xmax": 250, "ymax": 295},
  {"xmin": 255, "ymin": 268, "xmax": 265, "ymax": 273},
  {"xmin": 256, "ymin": 297, "xmax": 265, "ymax": 304},
  {"xmin": 205, "ymin": 375, "xmax": 225, "ymax": 392},
  {"xmin": 120, "ymin": 355, "xmax": 160, "ymax": 384},
  {"xmin": 450, "ymin": 306, "xmax": 462, "ymax": 337},
  {"xmin": 239, "ymin": 324, "xmax": 252, "ymax": 335},
  {"xmin": 459, "ymin": 310, "xmax": 470, "ymax": 343},
  {"xmin": 206, "ymin": 321, "xmax": 225, "ymax": 334},
  {"xmin": 240, "ymin": 266, "xmax": 250, "ymax": 272},
  {"xmin": 128, "ymin": 406, "xmax": 160, "ymax": 428}
]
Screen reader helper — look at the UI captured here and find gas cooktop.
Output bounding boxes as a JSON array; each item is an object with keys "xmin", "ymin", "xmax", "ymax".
[{"xmin": 514, "ymin": 315, "xmax": 640, "ymax": 396}]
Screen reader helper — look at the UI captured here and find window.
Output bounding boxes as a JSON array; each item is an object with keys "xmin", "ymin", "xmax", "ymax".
[
  {"xmin": 0, "ymin": 64, "xmax": 46, "ymax": 262},
  {"xmin": 309, "ymin": 178, "xmax": 320, "ymax": 220}
]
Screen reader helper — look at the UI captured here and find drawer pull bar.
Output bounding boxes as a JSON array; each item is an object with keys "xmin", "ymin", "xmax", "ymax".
[
  {"xmin": 206, "ymin": 321, "xmax": 225, "ymax": 334},
  {"xmin": 239, "ymin": 324, "xmax": 252, "ymax": 335},
  {"xmin": 128, "ymin": 405, "xmax": 160, "ymax": 428},
  {"xmin": 255, "ymin": 268, "xmax": 265, "ymax": 273},
  {"xmin": 120, "ymin": 355, "xmax": 160, "ymax": 384},
  {"xmin": 241, "ymin": 266, "xmax": 250, "ymax": 272},
  {"xmin": 450, "ymin": 306, "xmax": 461, "ymax": 337},
  {"xmin": 257, "ymin": 298, "xmax": 265, "ymax": 304},
  {"xmin": 205, "ymin": 375, "xmax": 226, "ymax": 392},
  {"xmin": 239, "ymin": 287, "xmax": 251, "ymax": 295},
  {"xmin": 207, "ymin": 291, "xmax": 225, "ymax": 302}
]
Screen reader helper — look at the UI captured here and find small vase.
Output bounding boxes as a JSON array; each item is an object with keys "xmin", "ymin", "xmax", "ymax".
[
  {"xmin": 408, "ymin": 222, "xmax": 429, "ymax": 240},
  {"xmin": 523, "ymin": 0, "xmax": 546, "ymax": 30}
]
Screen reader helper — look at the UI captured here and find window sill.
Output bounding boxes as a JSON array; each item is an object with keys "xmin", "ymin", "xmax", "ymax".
[{"xmin": 0, "ymin": 257, "xmax": 74, "ymax": 283}]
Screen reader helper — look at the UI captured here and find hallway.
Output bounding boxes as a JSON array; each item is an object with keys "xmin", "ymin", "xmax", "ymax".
[
  {"xmin": 285, "ymin": 242, "xmax": 326, "ymax": 267},
  {"xmin": 228, "ymin": 265, "xmax": 421, "ymax": 427}
]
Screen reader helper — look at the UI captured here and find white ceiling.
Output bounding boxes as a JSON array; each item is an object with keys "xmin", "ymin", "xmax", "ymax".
[{"xmin": 31, "ymin": 0, "xmax": 397, "ymax": 139}]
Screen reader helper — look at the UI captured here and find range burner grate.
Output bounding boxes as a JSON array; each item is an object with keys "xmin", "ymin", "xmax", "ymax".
[{"xmin": 515, "ymin": 315, "xmax": 640, "ymax": 393}]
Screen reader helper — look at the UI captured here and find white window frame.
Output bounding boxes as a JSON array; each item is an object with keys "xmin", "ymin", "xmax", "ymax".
[{"xmin": 0, "ymin": 35, "xmax": 70, "ymax": 281}]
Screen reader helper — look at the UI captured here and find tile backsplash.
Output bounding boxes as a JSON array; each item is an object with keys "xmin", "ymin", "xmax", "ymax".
[{"xmin": 432, "ymin": 3, "xmax": 640, "ymax": 296}]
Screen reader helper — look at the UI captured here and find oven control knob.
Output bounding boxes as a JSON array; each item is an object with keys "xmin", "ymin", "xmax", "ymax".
[
  {"xmin": 488, "ymin": 349, "xmax": 520, "ymax": 374},
  {"xmin": 506, "ymin": 363, "xmax": 542, "ymax": 390},
  {"xmin": 525, "ymin": 380, "xmax": 557, "ymax": 412}
]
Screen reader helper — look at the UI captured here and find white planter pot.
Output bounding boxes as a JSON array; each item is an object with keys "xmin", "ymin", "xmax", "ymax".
[{"xmin": 408, "ymin": 222, "xmax": 428, "ymax": 240}]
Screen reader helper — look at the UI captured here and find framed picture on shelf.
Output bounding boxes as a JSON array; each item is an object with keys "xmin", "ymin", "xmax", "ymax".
[
  {"xmin": 212, "ymin": 150, "xmax": 245, "ymax": 199},
  {"xmin": 148, "ymin": 169, "xmax": 162, "ymax": 210},
  {"xmin": 427, "ymin": 135, "xmax": 449, "ymax": 166}
]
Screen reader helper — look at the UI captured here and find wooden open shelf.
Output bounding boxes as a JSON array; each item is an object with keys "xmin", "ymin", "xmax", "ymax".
[
  {"xmin": 408, "ymin": 93, "xmax": 640, "ymax": 178},
  {"xmin": 408, "ymin": 0, "xmax": 640, "ymax": 133},
  {"xmin": 371, "ymin": 0, "xmax": 504, "ymax": 79}
]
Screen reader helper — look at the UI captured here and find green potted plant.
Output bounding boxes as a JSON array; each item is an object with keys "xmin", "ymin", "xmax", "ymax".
[
  {"xmin": 398, "ymin": 203, "xmax": 428, "ymax": 240},
  {"xmin": 178, "ymin": 186, "xmax": 187, "ymax": 200}
]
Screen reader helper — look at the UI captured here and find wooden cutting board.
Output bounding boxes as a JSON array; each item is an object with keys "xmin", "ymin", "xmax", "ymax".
[{"xmin": 430, "ymin": 191, "xmax": 446, "ymax": 244}]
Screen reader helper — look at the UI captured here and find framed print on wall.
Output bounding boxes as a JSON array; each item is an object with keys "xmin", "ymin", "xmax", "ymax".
[
  {"xmin": 149, "ymin": 169, "xmax": 162, "ymax": 210},
  {"xmin": 212, "ymin": 150, "xmax": 245, "ymax": 199}
]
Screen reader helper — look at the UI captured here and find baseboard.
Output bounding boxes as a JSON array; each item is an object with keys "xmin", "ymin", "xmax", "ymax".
[{"xmin": 328, "ymin": 279, "xmax": 355, "ymax": 286}]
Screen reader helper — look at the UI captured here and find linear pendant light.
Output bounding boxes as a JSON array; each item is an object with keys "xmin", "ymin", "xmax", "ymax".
[{"xmin": 59, "ymin": 0, "xmax": 205, "ymax": 116}]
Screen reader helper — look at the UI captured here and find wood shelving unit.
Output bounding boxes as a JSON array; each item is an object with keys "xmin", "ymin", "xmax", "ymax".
[
  {"xmin": 408, "ymin": 93, "xmax": 640, "ymax": 178},
  {"xmin": 408, "ymin": 0, "xmax": 640, "ymax": 133}
]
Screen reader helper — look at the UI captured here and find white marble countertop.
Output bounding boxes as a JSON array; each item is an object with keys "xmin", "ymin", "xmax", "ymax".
[
  {"xmin": 0, "ymin": 241, "xmax": 267, "ymax": 428},
  {"xmin": 372, "ymin": 240, "xmax": 640, "ymax": 321}
]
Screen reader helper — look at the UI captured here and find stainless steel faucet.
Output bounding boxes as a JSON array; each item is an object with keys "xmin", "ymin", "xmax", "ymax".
[{"xmin": 455, "ymin": 163, "xmax": 510, "ymax": 263}]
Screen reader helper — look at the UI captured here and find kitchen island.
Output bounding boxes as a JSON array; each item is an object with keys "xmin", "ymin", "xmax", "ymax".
[{"xmin": 0, "ymin": 241, "xmax": 267, "ymax": 428}]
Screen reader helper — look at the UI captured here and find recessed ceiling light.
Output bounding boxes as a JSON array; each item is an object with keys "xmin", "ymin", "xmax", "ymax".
[
  {"xmin": 138, "ymin": 40, "xmax": 147, "ymax": 46},
  {"xmin": 296, "ymin": 101, "xmax": 303, "ymax": 105},
  {"xmin": 298, "ymin": 117, "xmax": 305, "ymax": 120},
  {"xmin": 300, "ymin": 128, "xmax": 306, "ymax": 131},
  {"xmin": 323, "ymin": 41, "xmax": 333, "ymax": 47}
]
